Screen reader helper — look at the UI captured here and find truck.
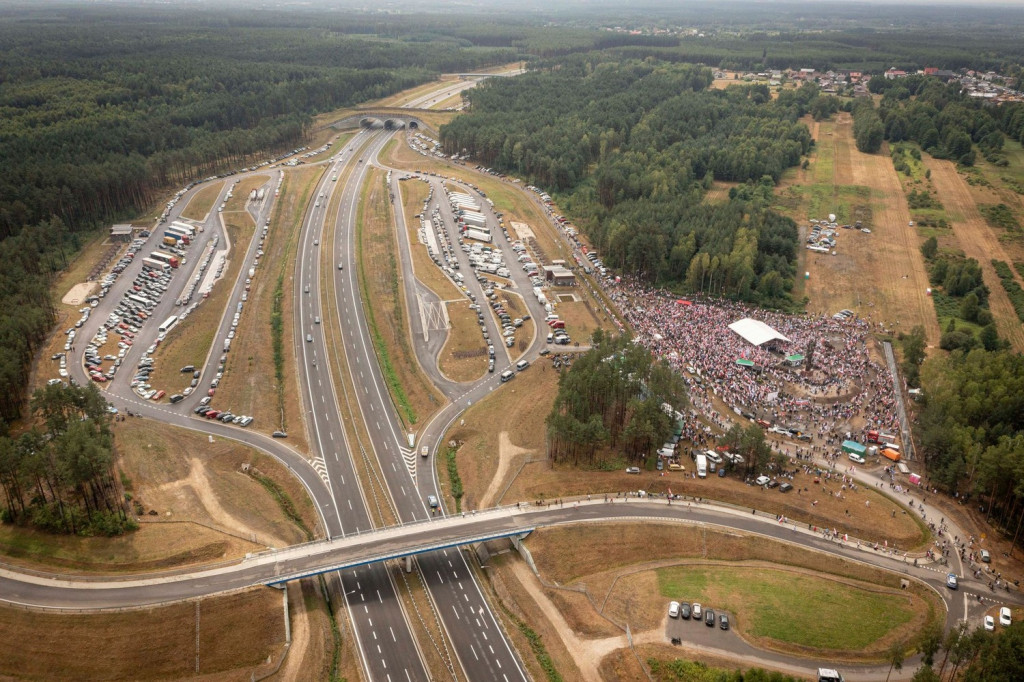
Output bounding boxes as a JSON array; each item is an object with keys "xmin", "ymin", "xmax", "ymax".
[
  {"xmin": 150, "ymin": 252, "xmax": 179, "ymax": 268},
  {"xmin": 170, "ymin": 222, "xmax": 194, "ymax": 236},
  {"xmin": 465, "ymin": 229, "xmax": 492, "ymax": 243},
  {"xmin": 162, "ymin": 236, "xmax": 179, "ymax": 247},
  {"xmin": 141, "ymin": 257, "xmax": 170, "ymax": 271},
  {"xmin": 164, "ymin": 230, "xmax": 189, "ymax": 245},
  {"xmin": 696, "ymin": 453, "xmax": 708, "ymax": 478},
  {"xmin": 881, "ymin": 448, "xmax": 901, "ymax": 463},
  {"xmin": 866, "ymin": 430, "xmax": 897, "ymax": 445}
]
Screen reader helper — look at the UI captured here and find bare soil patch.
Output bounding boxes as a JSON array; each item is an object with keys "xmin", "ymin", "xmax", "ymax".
[
  {"xmin": 925, "ymin": 156, "xmax": 1024, "ymax": 351},
  {"xmin": 181, "ymin": 181, "xmax": 225, "ymax": 221},
  {"xmin": 216, "ymin": 167, "xmax": 320, "ymax": 449},
  {"xmin": 438, "ymin": 300, "xmax": 488, "ymax": 382},
  {"xmin": 0, "ymin": 587, "xmax": 285, "ymax": 681},
  {"xmin": 62, "ymin": 281, "xmax": 98, "ymax": 306},
  {"xmin": 272, "ymin": 579, "xmax": 340, "ymax": 682}
]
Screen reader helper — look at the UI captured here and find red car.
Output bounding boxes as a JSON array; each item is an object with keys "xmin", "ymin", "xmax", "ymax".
[
  {"xmin": 208, "ymin": 388, "xmax": 215, "ymax": 397},
  {"xmin": 205, "ymin": 410, "xmax": 220, "ymax": 419}
]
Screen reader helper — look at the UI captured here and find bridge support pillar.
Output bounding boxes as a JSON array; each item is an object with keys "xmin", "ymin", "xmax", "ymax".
[
  {"xmin": 404, "ymin": 555, "xmax": 413, "ymax": 573},
  {"xmin": 510, "ymin": 532, "xmax": 538, "ymax": 576}
]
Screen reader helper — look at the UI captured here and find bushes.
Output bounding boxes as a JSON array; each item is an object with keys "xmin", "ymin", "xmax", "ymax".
[
  {"xmin": 980, "ymin": 204, "xmax": 1021, "ymax": 231},
  {"xmin": 445, "ymin": 447, "xmax": 464, "ymax": 512},
  {"xmin": 991, "ymin": 260, "xmax": 1024, "ymax": 323}
]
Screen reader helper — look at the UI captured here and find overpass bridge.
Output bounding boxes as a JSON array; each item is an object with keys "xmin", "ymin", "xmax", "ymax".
[
  {"xmin": 330, "ymin": 108, "xmax": 434, "ymax": 132},
  {"xmin": 0, "ymin": 498, "xmax": 973, "ymax": 612}
]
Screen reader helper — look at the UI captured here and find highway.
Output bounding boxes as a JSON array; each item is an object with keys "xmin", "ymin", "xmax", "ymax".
[
  {"xmin": 3, "ymin": 498, "xmax": 1008, "ymax": 629},
  {"xmin": 326, "ymin": 133, "xmax": 529, "ymax": 681}
]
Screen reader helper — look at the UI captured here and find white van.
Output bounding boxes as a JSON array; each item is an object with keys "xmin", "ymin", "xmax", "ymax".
[
  {"xmin": 500, "ymin": 370, "xmax": 514, "ymax": 383},
  {"xmin": 516, "ymin": 359, "xmax": 529, "ymax": 371}
]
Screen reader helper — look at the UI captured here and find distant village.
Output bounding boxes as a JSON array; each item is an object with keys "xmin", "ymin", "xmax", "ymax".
[{"xmin": 715, "ymin": 66, "xmax": 1024, "ymax": 104}]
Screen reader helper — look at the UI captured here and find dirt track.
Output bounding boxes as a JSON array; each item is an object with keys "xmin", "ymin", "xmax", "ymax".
[{"xmin": 924, "ymin": 158, "xmax": 1024, "ymax": 351}]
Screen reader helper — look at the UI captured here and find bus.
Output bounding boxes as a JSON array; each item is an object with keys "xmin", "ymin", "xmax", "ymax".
[
  {"xmin": 127, "ymin": 294, "xmax": 152, "ymax": 308},
  {"xmin": 158, "ymin": 315, "xmax": 179, "ymax": 333}
]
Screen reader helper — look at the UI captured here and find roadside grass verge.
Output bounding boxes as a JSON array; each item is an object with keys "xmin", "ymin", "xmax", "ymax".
[
  {"xmin": 399, "ymin": 176, "xmax": 463, "ymax": 300},
  {"xmin": 214, "ymin": 166, "xmax": 318, "ymax": 449},
  {"xmin": 355, "ymin": 168, "xmax": 444, "ymax": 428},
  {"xmin": 180, "ymin": 181, "xmax": 224, "ymax": 221},
  {"xmin": 445, "ymin": 446, "xmax": 464, "ymax": 513}
]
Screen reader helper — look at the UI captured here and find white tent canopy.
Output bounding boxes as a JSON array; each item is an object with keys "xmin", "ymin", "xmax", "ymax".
[{"xmin": 728, "ymin": 318, "xmax": 790, "ymax": 347}]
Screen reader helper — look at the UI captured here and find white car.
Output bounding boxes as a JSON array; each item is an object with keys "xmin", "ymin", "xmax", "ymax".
[
  {"xmin": 668, "ymin": 601, "xmax": 680, "ymax": 618},
  {"xmin": 848, "ymin": 453, "xmax": 866, "ymax": 464},
  {"xmin": 984, "ymin": 615, "xmax": 995, "ymax": 631},
  {"xmin": 756, "ymin": 475, "xmax": 771, "ymax": 486},
  {"xmin": 1000, "ymin": 607, "xmax": 1012, "ymax": 626}
]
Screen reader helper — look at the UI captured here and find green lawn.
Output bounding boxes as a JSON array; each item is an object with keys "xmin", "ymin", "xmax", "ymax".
[{"xmin": 657, "ymin": 566, "xmax": 912, "ymax": 650}]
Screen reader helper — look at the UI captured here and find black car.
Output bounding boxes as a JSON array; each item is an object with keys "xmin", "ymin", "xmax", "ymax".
[
  {"xmin": 272, "ymin": 430, "xmax": 288, "ymax": 438},
  {"xmin": 779, "ymin": 482, "xmax": 793, "ymax": 493},
  {"xmin": 705, "ymin": 609, "xmax": 715, "ymax": 626},
  {"xmin": 169, "ymin": 394, "xmax": 184, "ymax": 404},
  {"xmin": 679, "ymin": 602, "xmax": 691, "ymax": 620},
  {"xmin": 719, "ymin": 614, "xmax": 730, "ymax": 630}
]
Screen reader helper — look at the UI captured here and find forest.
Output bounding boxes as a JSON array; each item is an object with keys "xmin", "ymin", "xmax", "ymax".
[
  {"xmin": 441, "ymin": 56, "xmax": 816, "ymax": 304},
  {"xmin": 0, "ymin": 8, "xmax": 515, "ymax": 430},
  {"xmin": 546, "ymin": 331, "xmax": 687, "ymax": 466},
  {"xmin": 916, "ymin": 349, "xmax": 1024, "ymax": 550},
  {"xmin": 0, "ymin": 383, "xmax": 131, "ymax": 536}
]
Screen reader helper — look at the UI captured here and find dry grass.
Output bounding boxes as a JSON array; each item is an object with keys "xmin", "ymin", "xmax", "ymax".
[
  {"xmin": 924, "ymin": 156, "xmax": 1024, "ymax": 351},
  {"xmin": 148, "ymin": 176, "xmax": 268, "ymax": 399},
  {"xmin": 356, "ymin": 168, "xmax": 445, "ymax": 428},
  {"xmin": 440, "ymin": 365, "xmax": 559, "ymax": 510},
  {"xmin": 0, "ymin": 588, "xmax": 285, "ymax": 681},
  {"xmin": 777, "ymin": 114, "xmax": 940, "ymax": 347},
  {"xmin": 275, "ymin": 577, "xmax": 358, "ymax": 682},
  {"xmin": 115, "ymin": 417, "xmax": 318, "ymax": 546},
  {"xmin": 0, "ymin": 520, "xmax": 250, "ymax": 575},
  {"xmin": 215, "ymin": 167, "xmax": 321, "ymax": 449},
  {"xmin": 439, "ymin": 301, "xmax": 488, "ymax": 382},
  {"xmin": 180, "ymin": 181, "xmax": 225, "ymax": 221},
  {"xmin": 508, "ymin": 462, "xmax": 925, "ymax": 549},
  {"xmin": 553, "ymin": 295, "xmax": 608, "ymax": 345}
]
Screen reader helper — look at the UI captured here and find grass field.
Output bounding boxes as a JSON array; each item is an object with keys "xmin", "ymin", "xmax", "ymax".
[
  {"xmin": 776, "ymin": 113, "xmax": 940, "ymax": 347},
  {"xmin": 657, "ymin": 565, "xmax": 913, "ymax": 650},
  {"xmin": 356, "ymin": 168, "xmax": 445, "ymax": 428},
  {"xmin": 0, "ymin": 588, "xmax": 285, "ymax": 680},
  {"xmin": 179, "ymin": 181, "xmax": 224, "ymax": 221},
  {"xmin": 439, "ymin": 300, "xmax": 488, "ymax": 382},
  {"xmin": 147, "ymin": 175, "xmax": 268, "ymax": 399},
  {"xmin": 214, "ymin": 166, "xmax": 320, "ymax": 449}
]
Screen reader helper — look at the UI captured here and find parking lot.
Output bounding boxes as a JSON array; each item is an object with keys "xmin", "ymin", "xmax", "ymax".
[{"xmin": 664, "ymin": 602, "xmax": 741, "ymax": 650}]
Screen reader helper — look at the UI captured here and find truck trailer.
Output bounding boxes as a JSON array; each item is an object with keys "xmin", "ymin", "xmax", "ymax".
[
  {"xmin": 162, "ymin": 236, "xmax": 179, "ymax": 247},
  {"xmin": 460, "ymin": 212, "xmax": 487, "ymax": 228},
  {"xmin": 141, "ymin": 257, "xmax": 170, "ymax": 271},
  {"xmin": 464, "ymin": 229, "xmax": 492, "ymax": 243}
]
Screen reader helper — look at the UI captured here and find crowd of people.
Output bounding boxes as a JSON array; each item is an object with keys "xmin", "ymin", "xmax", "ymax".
[{"xmin": 607, "ymin": 280, "xmax": 903, "ymax": 452}]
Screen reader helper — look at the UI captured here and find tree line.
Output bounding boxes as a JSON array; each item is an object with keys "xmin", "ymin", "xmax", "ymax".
[
  {"xmin": 0, "ymin": 384, "xmax": 132, "ymax": 536},
  {"xmin": 441, "ymin": 56, "xmax": 818, "ymax": 305},
  {"xmin": 546, "ymin": 332, "xmax": 687, "ymax": 467}
]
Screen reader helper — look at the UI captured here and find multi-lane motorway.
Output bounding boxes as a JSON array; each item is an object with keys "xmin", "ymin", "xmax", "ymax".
[{"xmin": 15, "ymin": 67, "xmax": 1006, "ymax": 681}]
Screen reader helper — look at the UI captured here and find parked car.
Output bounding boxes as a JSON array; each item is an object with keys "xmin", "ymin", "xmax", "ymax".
[
  {"xmin": 1000, "ymin": 607, "xmax": 1012, "ymax": 626},
  {"xmin": 704, "ymin": 609, "xmax": 716, "ymax": 627},
  {"xmin": 626, "ymin": 466, "xmax": 640, "ymax": 474},
  {"xmin": 668, "ymin": 601, "xmax": 680, "ymax": 619},
  {"xmin": 719, "ymin": 614, "xmax": 730, "ymax": 630}
]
